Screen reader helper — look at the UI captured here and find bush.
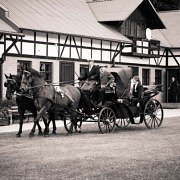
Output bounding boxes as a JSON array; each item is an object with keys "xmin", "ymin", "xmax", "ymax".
[{"xmin": 0, "ymin": 98, "xmax": 17, "ymax": 109}]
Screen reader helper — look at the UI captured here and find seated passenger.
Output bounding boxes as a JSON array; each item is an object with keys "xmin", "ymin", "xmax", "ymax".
[
  {"xmin": 131, "ymin": 76, "xmax": 143, "ymax": 107},
  {"xmin": 78, "ymin": 59, "xmax": 100, "ymax": 102},
  {"xmin": 98, "ymin": 66, "xmax": 115, "ymax": 106}
]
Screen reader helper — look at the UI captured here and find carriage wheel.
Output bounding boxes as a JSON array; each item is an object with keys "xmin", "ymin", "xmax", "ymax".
[
  {"xmin": 98, "ymin": 107, "xmax": 116, "ymax": 134},
  {"xmin": 63, "ymin": 115, "xmax": 82, "ymax": 133},
  {"xmin": 143, "ymin": 99, "xmax": 163, "ymax": 129},
  {"xmin": 116, "ymin": 117, "xmax": 130, "ymax": 128}
]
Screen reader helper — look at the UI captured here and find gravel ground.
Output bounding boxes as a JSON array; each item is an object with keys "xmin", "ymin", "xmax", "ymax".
[{"xmin": 0, "ymin": 116, "xmax": 180, "ymax": 180}]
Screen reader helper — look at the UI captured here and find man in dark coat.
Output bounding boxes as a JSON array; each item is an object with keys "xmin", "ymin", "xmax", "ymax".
[
  {"xmin": 78, "ymin": 59, "xmax": 99, "ymax": 82},
  {"xmin": 98, "ymin": 66, "xmax": 115, "ymax": 106},
  {"xmin": 78, "ymin": 59, "xmax": 100, "ymax": 102},
  {"xmin": 169, "ymin": 76, "xmax": 178, "ymax": 103}
]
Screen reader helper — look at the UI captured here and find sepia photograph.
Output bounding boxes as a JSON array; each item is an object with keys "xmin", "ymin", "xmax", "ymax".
[{"xmin": 0, "ymin": 0, "xmax": 180, "ymax": 179}]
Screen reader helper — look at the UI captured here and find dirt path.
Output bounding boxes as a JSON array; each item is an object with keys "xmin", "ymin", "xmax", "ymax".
[{"xmin": 0, "ymin": 117, "xmax": 180, "ymax": 180}]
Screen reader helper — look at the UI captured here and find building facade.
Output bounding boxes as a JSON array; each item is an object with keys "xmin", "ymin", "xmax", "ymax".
[{"xmin": 0, "ymin": 0, "xmax": 180, "ymax": 103}]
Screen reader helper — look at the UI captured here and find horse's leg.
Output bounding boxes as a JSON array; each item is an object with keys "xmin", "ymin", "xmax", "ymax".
[
  {"xmin": 68, "ymin": 107, "xmax": 78, "ymax": 134},
  {"xmin": 29, "ymin": 102, "xmax": 51, "ymax": 137},
  {"xmin": 41, "ymin": 114, "xmax": 49, "ymax": 137},
  {"xmin": 16, "ymin": 108, "xmax": 25, "ymax": 137},
  {"xmin": 49, "ymin": 111, "xmax": 56, "ymax": 134},
  {"xmin": 32, "ymin": 110, "xmax": 43, "ymax": 136}
]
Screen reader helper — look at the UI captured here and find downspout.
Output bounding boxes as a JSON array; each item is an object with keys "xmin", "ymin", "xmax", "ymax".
[{"xmin": 165, "ymin": 48, "xmax": 169, "ymax": 102}]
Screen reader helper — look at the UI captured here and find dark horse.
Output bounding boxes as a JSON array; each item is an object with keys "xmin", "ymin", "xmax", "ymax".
[
  {"xmin": 20, "ymin": 68, "xmax": 82, "ymax": 135},
  {"xmin": 4, "ymin": 74, "xmax": 57, "ymax": 137}
]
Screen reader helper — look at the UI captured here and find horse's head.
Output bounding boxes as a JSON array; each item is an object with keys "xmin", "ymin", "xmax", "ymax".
[
  {"xmin": 20, "ymin": 69, "xmax": 33, "ymax": 93},
  {"xmin": 4, "ymin": 74, "xmax": 20, "ymax": 100}
]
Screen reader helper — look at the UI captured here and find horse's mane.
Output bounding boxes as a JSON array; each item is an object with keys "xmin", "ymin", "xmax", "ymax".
[{"xmin": 29, "ymin": 68, "xmax": 43, "ymax": 78}]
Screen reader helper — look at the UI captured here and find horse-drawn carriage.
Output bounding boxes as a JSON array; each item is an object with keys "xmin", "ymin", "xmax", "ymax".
[
  {"xmin": 5, "ymin": 66, "xmax": 163, "ymax": 136},
  {"xmin": 63, "ymin": 67, "xmax": 164, "ymax": 134}
]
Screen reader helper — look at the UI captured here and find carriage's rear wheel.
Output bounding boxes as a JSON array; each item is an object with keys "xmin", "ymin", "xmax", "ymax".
[
  {"xmin": 98, "ymin": 107, "xmax": 116, "ymax": 134},
  {"xmin": 116, "ymin": 118, "xmax": 130, "ymax": 128},
  {"xmin": 143, "ymin": 99, "xmax": 163, "ymax": 129},
  {"xmin": 63, "ymin": 115, "xmax": 82, "ymax": 133}
]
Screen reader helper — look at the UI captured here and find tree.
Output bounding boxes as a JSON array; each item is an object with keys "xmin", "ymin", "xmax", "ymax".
[{"xmin": 150, "ymin": 0, "xmax": 180, "ymax": 11}]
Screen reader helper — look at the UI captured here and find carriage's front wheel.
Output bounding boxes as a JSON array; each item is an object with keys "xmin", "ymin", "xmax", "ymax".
[
  {"xmin": 63, "ymin": 115, "xmax": 82, "ymax": 133},
  {"xmin": 98, "ymin": 107, "xmax": 116, "ymax": 134},
  {"xmin": 143, "ymin": 99, "xmax": 163, "ymax": 129}
]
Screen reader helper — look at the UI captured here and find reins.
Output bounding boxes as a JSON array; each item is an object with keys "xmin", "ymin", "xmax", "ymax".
[{"xmin": 26, "ymin": 79, "xmax": 80, "ymax": 90}]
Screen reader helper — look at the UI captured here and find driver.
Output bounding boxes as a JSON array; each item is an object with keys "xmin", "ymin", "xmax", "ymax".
[{"xmin": 78, "ymin": 59, "xmax": 100, "ymax": 103}]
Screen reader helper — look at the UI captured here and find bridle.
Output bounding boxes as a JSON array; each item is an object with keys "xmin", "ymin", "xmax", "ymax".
[{"xmin": 5, "ymin": 78, "xmax": 19, "ymax": 95}]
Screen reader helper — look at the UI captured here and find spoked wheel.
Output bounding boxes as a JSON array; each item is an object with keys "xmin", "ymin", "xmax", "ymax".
[
  {"xmin": 116, "ymin": 118, "xmax": 130, "ymax": 128},
  {"xmin": 63, "ymin": 115, "xmax": 82, "ymax": 133},
  {"xmin": 143, "ymin": 99, "xmax": 163, "ymax": 129},
  {"xmin": 98, "ymin": 107, "xmax": 116, "ymax": 134}
]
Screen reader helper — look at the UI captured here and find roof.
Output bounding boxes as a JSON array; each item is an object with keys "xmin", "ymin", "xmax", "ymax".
[
  {"xmin": 88, "ymin": 0, "xmax": 165, "ymax": 29},
  {"xmin": 0, "ymin": 0, "xmax": 131, "ymax": 43},
  {"xmin": 152, "ymin": 11, "xmax": 180, "ymax": 48},
  {"xmin": 88, "ymin": 0, "xmax": 143, "ymax": 22},
  {"xmin": 0, "ymin": 18, "xmax": 15, "ymax": 32},
  {"xmin": 0, "ymin": 18, "xmax": 24, "ymax": 36}
]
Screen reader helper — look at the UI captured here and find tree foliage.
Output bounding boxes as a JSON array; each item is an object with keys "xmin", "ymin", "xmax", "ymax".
[{"xmin": 150, "ymin": 0, "xmax": 180, "ymax": 11}]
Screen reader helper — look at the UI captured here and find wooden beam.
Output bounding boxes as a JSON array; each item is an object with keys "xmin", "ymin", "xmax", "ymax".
[{"xmin": 168, "ymin": 49, "xmax": 180, "ymax": 66}]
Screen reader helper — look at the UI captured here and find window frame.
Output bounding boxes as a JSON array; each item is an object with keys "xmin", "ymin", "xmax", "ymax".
[
  {"xmin": 17, "ymin": 60, "xmax": 32, "ymax": 75},
  {"xmin": 142, "ymin": 68, "xmax": 150, "ymax": 85},
  {"xmin": 40, "ymin": 62, "xmax": 52, "ymax": 83}
]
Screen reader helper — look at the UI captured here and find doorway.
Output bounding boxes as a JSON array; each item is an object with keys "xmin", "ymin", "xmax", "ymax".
[
  {"xmin": 166, "ymin": 68, "xmax": 180, "ymax": 103},
  {"xmin": 59, "ymin": 62, "xmax": 74, "ymax": 84}
]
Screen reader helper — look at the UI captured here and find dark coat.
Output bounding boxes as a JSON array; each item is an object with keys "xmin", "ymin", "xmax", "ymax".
[
  {"xmin": 170, "ymin": 80, "xmax": 178, "ymax": 94},
  {"xmin": 100, "ymin": 71, "xmax": 115, "ymax": 88},
  {"xmin": 79, "ymin": 65, "xmax": 100, "ymax": 82},
  {"xmin": 132, "ymin": 82, "xmax": 144, "ymax": 103}
]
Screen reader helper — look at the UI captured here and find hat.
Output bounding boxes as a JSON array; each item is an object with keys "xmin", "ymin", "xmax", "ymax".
[{"xmin": 133, "ymin": 76, "xmax": 140, "ymax": 82}]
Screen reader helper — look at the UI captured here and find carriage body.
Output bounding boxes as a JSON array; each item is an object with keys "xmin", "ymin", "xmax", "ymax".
[{"xmin": 73, "ymin": 67, "xmax": 164, "ymax": 134}]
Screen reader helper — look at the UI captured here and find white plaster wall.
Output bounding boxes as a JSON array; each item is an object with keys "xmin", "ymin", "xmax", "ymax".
[{"xmin": 2, "ymin": 57, "xmax": 18, "ymax": 97}]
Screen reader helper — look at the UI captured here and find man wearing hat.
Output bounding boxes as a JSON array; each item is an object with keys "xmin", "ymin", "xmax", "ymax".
[
  {"xmin": 78, "ymin": 59, "xmax": 100, "ymax": 102},
  {"xmin": 98, "ymin": 66, "xmax": 115, "ymax": 106},
  {"xmin": 78, "ymin": 59, "xmax": 100, "ymax": 82}
]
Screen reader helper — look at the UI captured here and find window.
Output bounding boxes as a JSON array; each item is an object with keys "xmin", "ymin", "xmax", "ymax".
[
  {"xmin": 142, "ymin": 69, "xmax": 150, "ymax": 85},
  {"xmin": 80, "ymin": 64, "xmax": 89, "ymax": 77},
  {"xmin": 40, "ymin": 62, "xmax": 52, "ymax": 83},
  {"xmin": 130, "ymin": 66, "xmax": 139, "ymax": 77},
  {"xmin": 155, "ymin": 70, "xmax": 162, "ymax": 85},
  {"xmin": 120, "ymin": 20, "xmax": 147, "ymax": 38},
  {"xmin": 17, "ymin": 60, "xmax": 31, "ymax": 75}
]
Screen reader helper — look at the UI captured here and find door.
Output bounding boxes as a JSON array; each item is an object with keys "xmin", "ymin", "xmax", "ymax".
[
  {"xmin": 167, "ymin": 68, "xmax": 180, "ymax": 102},
  {"xmin": 60, "ymin": 62, "xmax": 74, "ymax": 84}
]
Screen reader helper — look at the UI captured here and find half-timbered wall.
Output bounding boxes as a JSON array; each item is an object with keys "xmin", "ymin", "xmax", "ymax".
[
  {"xmin": 1, "ymin": 29, "xmax": 168, "ymax": 102},
  {"xmin": 4, "ymin": 30, "xmax": 126, "ymax": 63}
]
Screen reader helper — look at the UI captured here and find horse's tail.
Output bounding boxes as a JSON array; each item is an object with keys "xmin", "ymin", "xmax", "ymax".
[{"xmin": 77, "ymin": 87, "xmax": 91, "ymax": 114}]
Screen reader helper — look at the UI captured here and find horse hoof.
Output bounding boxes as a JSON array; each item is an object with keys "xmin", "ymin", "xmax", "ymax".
[
  {"xmin": 38, "ymin": 132, "xmax": 43, "ymax": 136},
  {"xmin": 67, "ymin": 132, "xmax": 72, "ymax": 136},
  {"xmin": 16, "ymin": 134, "xmax": 21, "ymax": 138},
  {"xmin": 29, "ymin": 133, "xmax": 34, "ymax": 137},
  {"xmin": 52, "ymin": 131, "xmax": 57, "ymax": 135}
]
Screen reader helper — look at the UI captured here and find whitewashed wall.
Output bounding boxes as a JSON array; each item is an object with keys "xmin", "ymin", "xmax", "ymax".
[{"xmin": 2, "ymin": 30, "xmax": 167, "ymax": 102}]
